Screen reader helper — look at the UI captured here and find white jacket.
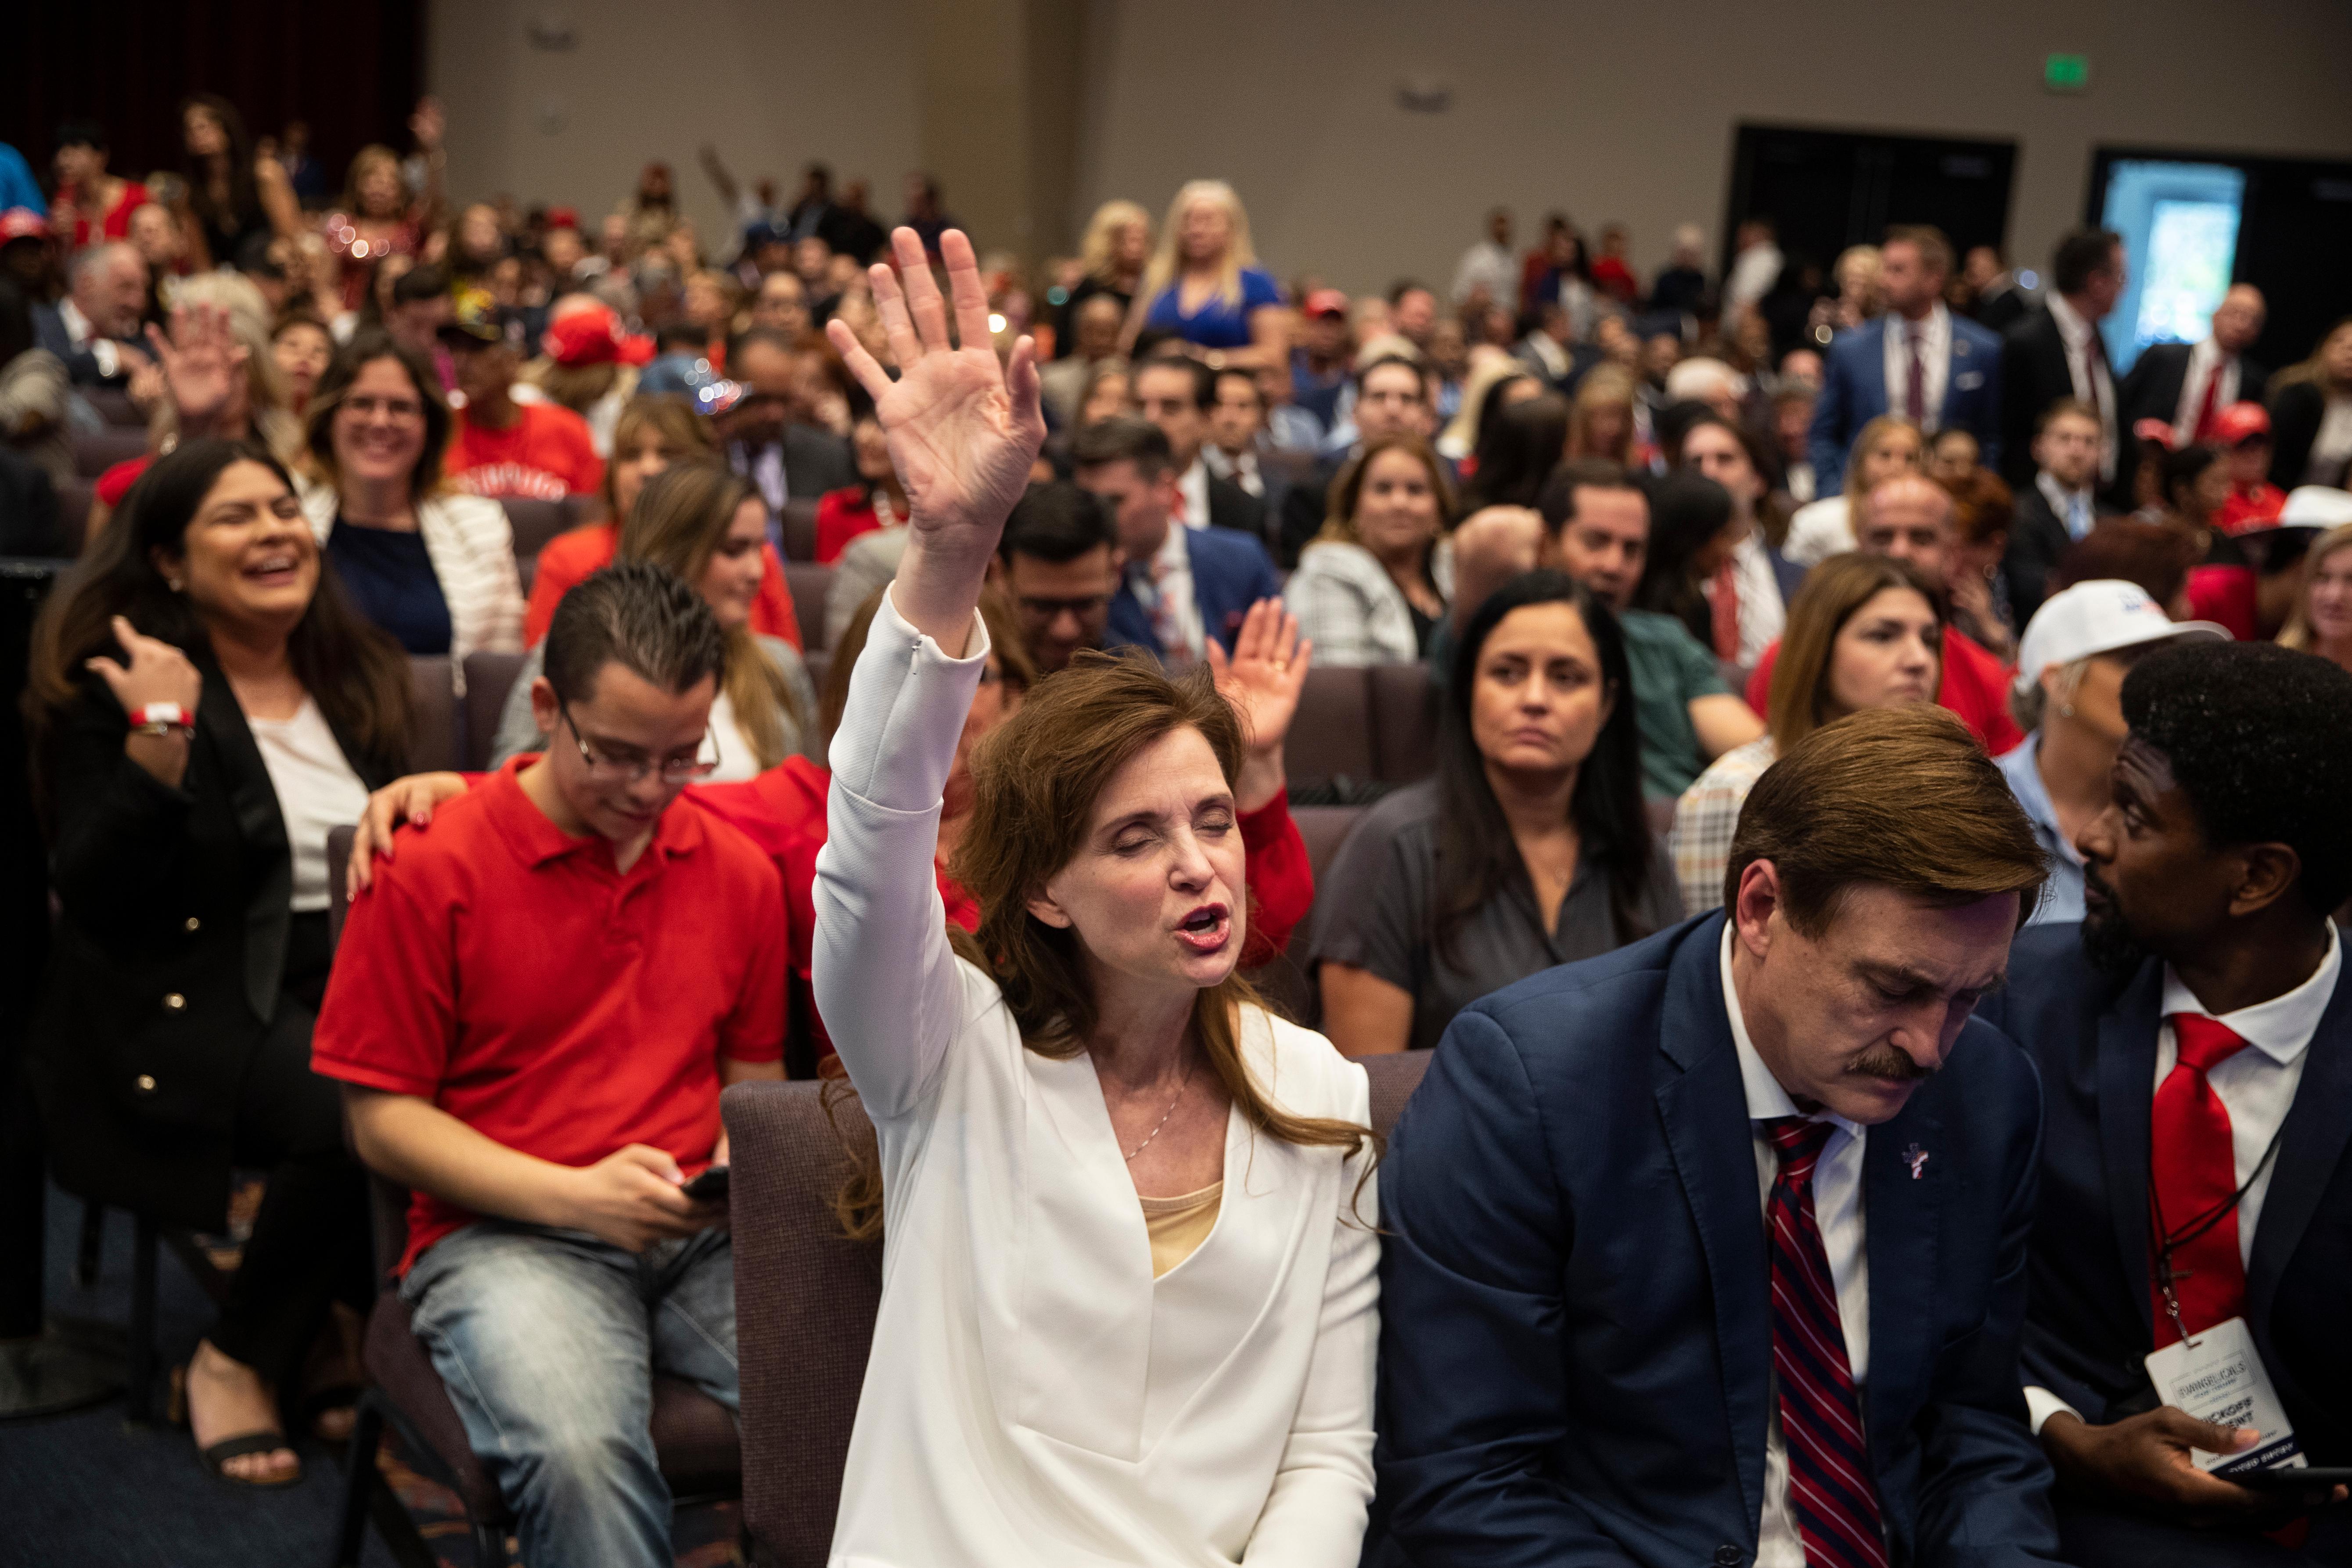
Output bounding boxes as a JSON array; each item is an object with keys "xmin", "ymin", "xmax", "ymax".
[
  {"xmin": 298, "ymin": 478, "xmax": 525, "ymax": 683},
  {"xmin": 813, "ymin": 593, "xmax": 1379, "ymax": 1568}
]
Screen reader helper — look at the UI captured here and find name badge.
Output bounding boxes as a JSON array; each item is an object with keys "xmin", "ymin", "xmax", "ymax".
[{"xmin": 2143, "ymin": 1316, "xmax": 2307, "ymax": 1476}]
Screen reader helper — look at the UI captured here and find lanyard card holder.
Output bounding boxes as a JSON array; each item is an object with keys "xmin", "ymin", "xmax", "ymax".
[{"xmin": 2144, "ymin": 1317, "xmax": 2306, "ymax": 1476}]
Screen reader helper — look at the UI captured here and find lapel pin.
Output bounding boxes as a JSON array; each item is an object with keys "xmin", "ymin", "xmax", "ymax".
[{"xmin": 1902, "ymin": 1144, "xmax": 1930, "ymax": 1180}]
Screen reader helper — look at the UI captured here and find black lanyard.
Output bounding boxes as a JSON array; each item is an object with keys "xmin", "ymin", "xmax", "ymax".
[{"xmin": 2146, "ymin": 1119, "xmax": 2286, "ymax": 1346}]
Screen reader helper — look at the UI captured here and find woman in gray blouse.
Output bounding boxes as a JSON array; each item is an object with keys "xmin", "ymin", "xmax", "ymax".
[{"xmin": 1311, "ymin": 570, "xmax": 1683, "ymax": 1054}]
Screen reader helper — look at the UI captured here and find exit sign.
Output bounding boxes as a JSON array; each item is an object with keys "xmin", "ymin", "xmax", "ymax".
[{"xmin": 2045, "ymin": 53, "xmax": 2091, "ymax": 93}]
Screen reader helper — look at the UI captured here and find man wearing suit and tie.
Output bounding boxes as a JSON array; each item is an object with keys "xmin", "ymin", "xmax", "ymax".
[
  {"xmin": 1982, "ymin": 643, "xmax": 2352, "ymax": 1567},
  {"xmin": 2119, "ymin": 284, "xmax": 2269, "ymax": 448},
  {"xmin": 1134, "ymin": 355, "xmax": 1271, "ymax": 542},
  {"xmin": 1808, "ymin": 227, "xmax": 2004, "ymax": 495},
  {"xmin": 2002, "ymin": 230, "xmax": 2129, "ymax": 506},
  {"xmin": 1071, "ymin": 417, "xmax": 1281, "ymax": 667},
  {"xmin": 1374, "ymin": 704, "xmax": 2066, "ymax": 1568}
]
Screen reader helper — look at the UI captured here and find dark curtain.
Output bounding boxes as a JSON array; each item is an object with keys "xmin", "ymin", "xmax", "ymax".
[{"xmin": 0, "ymin": 0, "xmax": 424, "ymax": 208}]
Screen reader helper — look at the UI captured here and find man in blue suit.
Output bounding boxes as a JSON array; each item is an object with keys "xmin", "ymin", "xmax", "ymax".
[
  {"xmin": 1374, "ymin": 704, "xmax": 2065, "ymax": 1568},
  {"xmin": 1982, "ymin": 643, "xmax": 2352, "ymax": 1566},
  {"xmin": 1072, "ymin": 417, "xmax": 1282, "ymax": 666},
  {"xmin": 1809, "ymin": 227, "xmax": 2003, "ymax": 494}
]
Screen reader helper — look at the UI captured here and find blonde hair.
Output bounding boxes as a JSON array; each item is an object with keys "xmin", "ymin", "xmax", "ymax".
[
  {"xmin": 2280, "ymin": 522, "xmax": 2352, "ymax": 649},
  {"xmin": 1844, "ymin": 414, "xmax": 1924, "ymax": 500},
  {"xmin": 1140, "ymin": 180, "xmax": 1256, "ymax": 313},
  {"xmin": 341, "ymin": 144, "xmax": 404, "ymax": 218},
  {"xmin": 1441, "ymin": 351, "xmax": 1530, "ymax": 453},
  {"xmin": 155, "ymin": 271, "xmax": 300, "ymax": 460},
  {"xmin": 620, "ymin": 461, "xmax": 805, "ymax": 768},
  {"xmin": 1078, "ymin": 199, "xmax": 1151, "ymax": 284},
  {"xmin": 1569, "ymin": 363, "xmax": 1639, "ymax": 463}
]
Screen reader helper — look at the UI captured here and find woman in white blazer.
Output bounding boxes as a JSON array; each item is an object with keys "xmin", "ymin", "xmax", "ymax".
[
  {"xmin": 812, "ymin": 227, "xmax": 1380, "ymax": 1568},
  {"xmin": 295, "ymin": 328, "xmax": 524, "ymax": 676},
  {"xmin": 1285, "ymin": 434, "xmax": 1454, "ymax": 665}
]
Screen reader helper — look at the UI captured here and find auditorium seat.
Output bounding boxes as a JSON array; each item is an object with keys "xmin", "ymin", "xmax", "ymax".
[
  {"xmin": 406, "ymin": 656, "xmax": 461, "ymax": 773},
  {"xmin": 1248, "ymin": 803, "xmax": 1367, "ymax": 1023},
  {"xmin": 1367, "ymin": 662, "xmax": 1439, "ymax": 782},
  {"xmin": 1359, "ymin": 1044, "xmax": 1433, "ymax": 1129},
  {"xmin": 779, "ymin": 497, "xmax": 820, "ymax": 562},
  {"xmin": 81, "ymin": 387, "xmax": 140, "ymax": 426},
  {"xmin": 70, "ymin": 428, "xmax": 147, "ymax": 479},
  {"xmin": 498, "ymin": 496, "xmax": 579, "ymax": 591},
  {"xmin": 326, "ymin": 825, "xmax": 741, "ymax": 1568},
  {"xmin": 58, "ymin": 477, "xmax": 96, "ymax": 550},
  {"xmin": 460, "ymin": 650, "xmax": 529, "ymax": 770},
  {"xmin": 1284, "ymin": 667, "xmax": 1374, "ymax": 790},
  {"xmin": 786, "ymin": 561, "xmax": 834, "ymax": 651}
]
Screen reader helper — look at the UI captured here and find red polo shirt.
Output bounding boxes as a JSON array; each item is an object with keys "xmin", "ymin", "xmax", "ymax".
[
  {"xmin": 313, "ymin": 758, "xmax": 786, "ymax": 1273},
  {"xmin": 1744, "ymin": 623, "xmax": 2022, "ymax": 755}
]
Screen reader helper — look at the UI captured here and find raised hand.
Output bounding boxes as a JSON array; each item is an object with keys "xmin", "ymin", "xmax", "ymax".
[
  {"xmin": 1205, "ymin": 598, "xmax": 1310, "ymax": 812},
  {"xmin": 409, "ymin": 97, "xmax": 445, "ymax": 153},
  {"xmin": 86, "ymin": 615, "xmax": 202, "ymax": 717},
  {"xmin": 144, "ymin": 302, "xmax": 248, "ymax": 439}
]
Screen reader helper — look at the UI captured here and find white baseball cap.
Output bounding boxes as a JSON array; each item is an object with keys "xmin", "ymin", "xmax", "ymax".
[
  {"xmin": 2277, "ymin": 485, "xmax": 2352, "ymax": 531},
  {"xmin": 2012, "ymin": 579, "xmax": 2230, "ymax": 694}
]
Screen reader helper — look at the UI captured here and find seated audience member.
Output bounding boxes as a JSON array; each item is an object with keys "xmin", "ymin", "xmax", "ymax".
[
  {"xmin": 1634, "ymin": 470, "xmax": 1744, "ymax": 653},
  {"xmin": 2265, "ymin": 316, "xmax": 2352, "ymax": 490},
  {"xmin": 51, "ymin": 119, "xmax": 149, "ymax": 248},
  {"xmin": 2005, "ymin": 399, "xmax": 2110, "ymax": 625},
  {"xmin": 29, "ymin": 439, "xmax": 413, "ymax": 1486},
  {"xmin": 1313, "ymin": 570, "xmax": 1682, "ymax": 1055},
  {"xmin": 1984, "ymin": 642, "xmax": 2352, "ymax": 1566},
  {"xmin": 2154, "ymin": 442, "xmax": 2259, "ymax": 640},
  {"xmin": 1745, "ymin": 474, "xmax": 2025, "ymax": 753},
  {"xmin": 1373, "ymin": 703, "xmax": 2061, "ymax": 1567},
  {"xmin": 1460, "ymin": 392, "xmax": 1570, "ymax": 513},
  {"xmin": 441, "ymin": 295, "xmax": 604, "ymax": 500},
  {"xmin": 1448, "ymin": 459, "xmax": 1767, "ymax": 799},
  {"xmin": 1039, "ymin": 294, "xmax": 1127, "ymax": 424},
  {"xmin": 1070, "ymin": 416, "xmax": 1281, "ymax": 667},
  {"xmin": 270, "ymin": 310, "xmax": 333, "ymax": 418},
  {"xmin": 2209, "ymin": 401, "xmax": 2287, "ymax": 534},
  {"xmin": 1285, "ymin": 434, "xmax": 1454, "ymax": 665},
  {"xmin": 493, "ymin": 462, "xmax": 814, "ymax": 772},
  {"xmin": 317, "ymin": 560, "xmax": 783, "ymax": 1568},
  {"xmin": 1129, "ymin": 179, "xmax": 1284, "ymax": 370},
  {"xmin": 1941, "ymin": 464, "xmax": 2020, "ymax": 661},
  {"xmin": 1133, "ymin": 352, "xmax": 1268, "ymax": 536},
  {"xmin": 2277, "ymin": 516, "xmax": 2352, "ymax": 674},
  {"xmin": 1567, "ymin": 362, "xmax": 1639, "ymax": 465},
  {"xmin": 1672, "ymin": 553, "xmax": 1943, "ymax": 912},
  {"xmin": 1782, "ymin": 413, "xmax": 1924, "ymax": 567},
  {"xmin": 1679, "ymin": 414, "xmax": 1804, "ymax": 668},
  {"xmin": 294, "ymin": 328, "xmax": 524, "ymax": 660},
  {"xmin": 33, "ymin": 240, "xmax": 150, "ymax": 385},
  {"xmin": 1927, "ymin": 426, "xmax": 1983, "ymax": 484},
  {"xmin": 525, "ymin": 394, "xmax": 802, "ymax": 649},
  {"xmin": 1278, "ymin": 353, "xmax": 1437, "ymax": 566},
  {"xmin": 715, "ymin": 327, "xmax": 854, "ymax": 535},
  {"xmin": 1995, "ymin": 580, "xmax": 2227, "ymax": 926},
  {"xmin": 812, "ymin": 410, "xmax": 907, "ymax": 563},
  {"xmin": 1201, "ymin": 364, "xmax": 1272, "ymax": 498},
  {"xmin": 995, "ymin": 478, "xmax": 1123, "ymax": 673}
]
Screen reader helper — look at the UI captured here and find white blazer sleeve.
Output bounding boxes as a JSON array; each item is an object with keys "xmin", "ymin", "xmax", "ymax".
[
  {"xmin": 811, "ymin": 589, "xmax": 990, "ymax": 1123},
  {"xmin": 1244, "ymin": 1069, "xmax": 1381, "ymax": 1566}
]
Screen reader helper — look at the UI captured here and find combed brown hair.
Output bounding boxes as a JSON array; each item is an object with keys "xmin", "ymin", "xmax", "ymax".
[
  {"xmin": 602, "ymin": 395, "xmax": 714, "ymax": 521},
  {"xmin": 619, "ymin": 461, "xmax": 805, "ymax": 767},
  {"xmin": 1883, "ymin": 223, "xmax": 1954, "ymax": 278},
  {"xmin": 1725, "ymin": 703, "xmax": 2046, "ymax": 928},
  {"xmin": 1763, "ymin": 554, "xmax": 1944, "ymax": 754}
]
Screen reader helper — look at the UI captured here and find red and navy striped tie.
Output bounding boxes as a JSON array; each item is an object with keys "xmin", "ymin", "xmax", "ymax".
[{"xmin": 1764, "ymin": 1116, "xmax": 1888, "ymax": 1568}]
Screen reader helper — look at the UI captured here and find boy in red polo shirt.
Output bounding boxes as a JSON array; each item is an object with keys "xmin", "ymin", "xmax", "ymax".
[{"xmin": 314, "ymin": 561, "xmax": 784, "ymax": 1568}]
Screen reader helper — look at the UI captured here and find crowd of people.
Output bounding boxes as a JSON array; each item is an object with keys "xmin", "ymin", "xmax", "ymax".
[{"xmin": 7, "ymin": 97, "xmax": 2352, "ymax": 1568}]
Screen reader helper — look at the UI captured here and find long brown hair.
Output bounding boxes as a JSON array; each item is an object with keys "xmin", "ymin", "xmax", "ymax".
[
  {"xmin": 27, "ymin": 439, "xmax": 414, "ymax": 796},
  {"xmin": 603, "ymin": 395, "xmax": 714, "ymax": 521},
  {"xmin": 301, "ymin": 329, "xmax": 452, "ymax": 503},
  {"xmin": 953, "ymin": 651, "xmax": 1375, "ymax": 1148},
  {"xmin": 621, "ymin": 461, "xmax": 804, "ymax": 767},
  {"xmin": 1764, "ymin": 554, "xmax": 1943, "ymax": 754},
  {"xmin": 1316, "ymin": 432, "xmax": 1457, "ymax": 547}
]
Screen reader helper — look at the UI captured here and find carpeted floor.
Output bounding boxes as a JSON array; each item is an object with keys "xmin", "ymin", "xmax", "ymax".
[{"xmin": 0, "ymin": 1180, "xmax": 742, "ymax": 1568}]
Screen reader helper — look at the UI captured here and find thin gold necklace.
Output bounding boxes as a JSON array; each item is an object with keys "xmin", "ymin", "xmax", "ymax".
[{"xmin": 1122, "ymin": 1056, "xmax": 1194, "ymax": 1162}]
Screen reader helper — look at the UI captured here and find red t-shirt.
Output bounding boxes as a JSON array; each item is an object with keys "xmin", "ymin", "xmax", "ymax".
[
  {"xmin": 524, "ymin": 522, "xmax": 803, "ymax": 649},
  {"xmin": 2216, "ymin": 483, "xmax": 2286, "ymax": 536},
  {"xmin": 446, "ymin": 402, "xmax": 606, "ymax": 500},
  {"xmin": 62, "ymin": 180, "xmax": 148, "ymax": 250},
  {"xmin": 814, "ymin": 486, "xmax": 893, "ymax": 564},
  {"xmin": 312, "ymin": 758, "xmax": 787, "ymax": 1273},
  {"xmin": 1744, "ymin": 624, "xmax": 2022, "ymax": 754}
]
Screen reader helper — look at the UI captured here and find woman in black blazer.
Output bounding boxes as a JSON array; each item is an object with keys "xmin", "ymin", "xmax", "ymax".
[
  {"xmin": 2267, "ymin": 317, "xmax": 2352, "ymax": 489},
  {"xmin": 28, "ymin": 439, "xmax": 411, "ymax": 1487}
]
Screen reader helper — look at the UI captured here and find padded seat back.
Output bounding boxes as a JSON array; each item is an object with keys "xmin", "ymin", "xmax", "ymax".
[
  {"xmin": 1284, "ymin": 666, "xmax": 1373, "ymax": 789},
  {"xmin": 779, "ymin": 498, "xmax": 820, "ymax": 562},
  {"xmin": 1367, "ymin": 662, "xmax": 1440, "ymax": 783},
  {"xmin": 786, "ymin": 562, "xmax": 834, "ymax": 651},
  {"xmin": 71, "ymin": 428, "xmax": 147, "ymax": 478},
  {"xmin": 406, "ymin": 656, "xmax": 461, "ymax": 772},
  {"xmin": 460, "ymin": 651, "xmax": 530, "ymax": 770},
  {"xmin": 498, "ymin": 496, "xmax": 577, "ymax": 565}
]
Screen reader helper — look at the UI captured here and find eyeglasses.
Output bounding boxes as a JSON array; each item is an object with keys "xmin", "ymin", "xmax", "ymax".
[
  {"xmin": 556, "ymin": 697, "xmax": 719, "ymax": 785},
  {"xmin": 342, "ymin": 394, "xmax": 424, "ymax": 424}
]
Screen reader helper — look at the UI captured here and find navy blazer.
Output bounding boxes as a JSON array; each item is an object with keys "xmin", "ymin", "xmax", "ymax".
[
  {"xmin": 1105, "ymin": 522, "xmax": 1283, "ymax": 661},
  {"xmin": 1372, "ymin": 912, "xmax": 2062, "ymax": 1568},
  {"xmin": 1982, "ymin": 924, "xmax": 2352, "ymax": 1467},
  {"xmin": 1809, "ymin": 314, "xmax": 2004, "ymax": 495}
]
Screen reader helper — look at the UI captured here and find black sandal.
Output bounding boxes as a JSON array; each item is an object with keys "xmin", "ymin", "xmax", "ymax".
[{"xmin": 197, "ymin": 1430, "xmax": 305, "ymax": 1489}]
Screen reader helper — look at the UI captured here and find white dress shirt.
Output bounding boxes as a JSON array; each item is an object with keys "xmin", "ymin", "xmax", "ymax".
[
  {"xmin": 2171, "ymin": 337, "xmax": 2242, "ymax": 445},
  {"xmin": 1129, "ymin": 521, "xmax": 1207, "ymax": 665},
  {"xmin": 1881, "ymin": 304, "xmax": 1953, "ymax": 431},
  {"xmin": 1202, "ymin": 442, "xmax": 1263, "ymax": 497},
  {"xmin": 1725, "ymin": 243, "xmax": 1785, "ymax": 322},
  {"xmin": 246, "ymin": 698, "xmax": 371, "ymax": 913},
  {"xmin": 1721, "ymin": 927, "xmax": 1872, "ymax": 1568},
  {"xmin": 2022, "ymin": 924, "xmax": 2340, "ymax": 1435},
  {"xmin": 2037, "ymin": 471, "xmax": 2097, "ymax": 543},
  {"xmin": 1175, "ymin": 454, "xmax": 1214, "ymax": 530},
  {"xmin": 2045, "ymin": 294, "xmax": 2118, "ymax": 480},
  {"xmin": 1725, "ymin": 531, "xmax": 1787, "ymax": 667},
  {"xmin": 812, "ymin": 593, "xmax": 1380, "ymax": 1567}
]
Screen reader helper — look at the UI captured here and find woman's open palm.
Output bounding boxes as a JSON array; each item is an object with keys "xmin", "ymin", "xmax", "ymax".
[{"xmin": 827, "ymin": 229, "xmax": 1044, "ymax": 557}]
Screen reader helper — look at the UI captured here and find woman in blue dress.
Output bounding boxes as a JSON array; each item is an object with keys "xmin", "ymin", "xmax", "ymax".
[{"xmin": 1125, "ymin": 180, "xmax": 1286, "ymax": 371}]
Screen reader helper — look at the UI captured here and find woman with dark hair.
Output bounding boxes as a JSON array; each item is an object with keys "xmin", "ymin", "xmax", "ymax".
[
  {"xmin": 1634, "ymin": 469, "xmax": 1743, "ymax": 654},
  {"xmin": 812, "ymin": 410, "xmax": 910, "ymax": 562},
  {"xmin": 295, "ymin": 327, "xmax": 524, "ymax": 663},
  {"xmin": 176, "ymin": 94, "xmax": 297, "ymax": 272},
  {"xmin": 26, "ymin": 438, "xmax": 413, "ymax": 1487},
  {"xmin": 1678, "ymin": 413, "xmax": 1801, "ymax": 665},
  {"xmin": 1460, "ymin": 390, "xmax": 1569, "ymax": 512},
  {"xmin": 1314, "ymin": 569, "xmax": 1681, "ymax": 1055},
  {"xmin": 2156, "ymin": 442, "xmax": 2258, "ymax": 639}
]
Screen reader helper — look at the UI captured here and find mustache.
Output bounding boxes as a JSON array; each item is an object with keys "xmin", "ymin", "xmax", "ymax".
[{"xmin": 1848, "ymin": 1049, "xmax": 1934, "ymax": 1082}]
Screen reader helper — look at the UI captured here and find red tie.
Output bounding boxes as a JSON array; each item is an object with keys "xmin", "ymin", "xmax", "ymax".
[
  {"xmin": 1709, "ymin": 557, "xmax": 1742, "ymax": 662},
  {"xmin": 2149, "ymin": 1014, "xmax": 2253, "ymax": 1346},
  {"xmin": 1904, "ymin": 323, "xmax": 1926, "ymax": 424},
  {"xmin": 2191, "ymin": 363, "xmax": 2225, "ymax": 444},
  {"xmin": 1765, "ymin": 1118, "xmax": 1889, "ymax": 1568}
]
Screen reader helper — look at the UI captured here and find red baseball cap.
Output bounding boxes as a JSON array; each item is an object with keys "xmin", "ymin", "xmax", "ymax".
[
  {"xmin": 541, "ymin": 306, "xmax": 654, "ymax": 367},
  {"xmin": 543, "ymin": 206, "xmax": 581, "ymax": 232},
  {"xmin": 2210, "ymin": 401, "xmax": 2271, "ymax": 446},
  {"xmin": 1303, "ymin": 288, "xmax": 1350, "ymax": 320},
  {"xmin": 2130, "ymin": 417, "xmax": 2176, "ymax": 452},
  {"xmin": 0, "ymin": 207, "xmax": 51, "ymax": 243}
]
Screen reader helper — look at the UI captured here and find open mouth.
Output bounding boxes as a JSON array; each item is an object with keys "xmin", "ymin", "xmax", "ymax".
[
  {"xmin": 243, "ymin": 552, "xmax": 301, "ymax": 583},
  {"xmin": 1175, "ymin": 903, "xmax": 1230, "ymax": 954}
]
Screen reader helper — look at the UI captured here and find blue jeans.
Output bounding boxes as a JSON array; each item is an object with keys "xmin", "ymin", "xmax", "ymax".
[{"xmin": 399, "ymin": 1221, "xmax": 739, "ymax": 1568}]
